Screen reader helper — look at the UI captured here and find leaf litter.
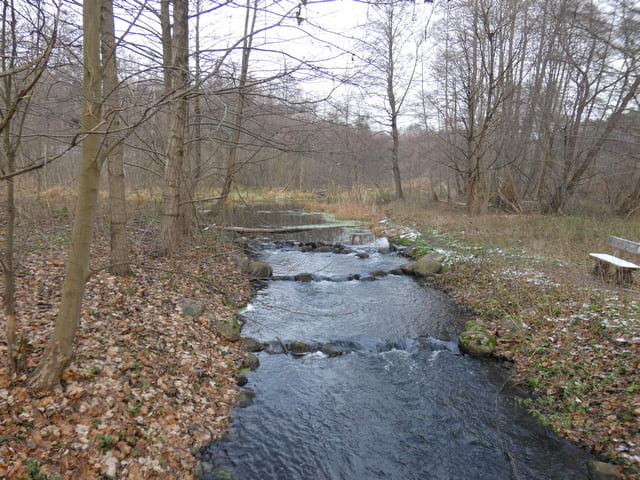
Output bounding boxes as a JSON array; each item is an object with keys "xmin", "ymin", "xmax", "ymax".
[{"xmin": 0, "ymin": 232, "xmax": 252, "ymax": 479}]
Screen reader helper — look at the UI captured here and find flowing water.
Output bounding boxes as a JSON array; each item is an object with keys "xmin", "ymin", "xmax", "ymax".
[{"xmin": 202, "ymin": 208, "xmax": 598, "ymax": 480}]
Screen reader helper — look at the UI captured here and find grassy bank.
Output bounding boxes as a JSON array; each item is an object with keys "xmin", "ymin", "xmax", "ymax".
[{"xmin": 307, "ymin": 197, "xmax": 640, "ymax": 479}]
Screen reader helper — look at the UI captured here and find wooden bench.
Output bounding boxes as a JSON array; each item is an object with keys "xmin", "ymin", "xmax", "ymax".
[{"xmin": 589, "ymin": 236, "xmax": 640, "ymax": 286}]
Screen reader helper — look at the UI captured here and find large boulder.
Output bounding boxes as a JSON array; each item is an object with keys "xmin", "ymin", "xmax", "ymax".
[
  {"xmin": 587, "ymin": 461, "xmax": 623, "ymax": 480},
  {"xmin": 414, "ymin": 253, "xmax": 446, "ymax": 276},
  {"xmin": 402, "ymin": 252, "xmax": 446, "ymax": 277}
]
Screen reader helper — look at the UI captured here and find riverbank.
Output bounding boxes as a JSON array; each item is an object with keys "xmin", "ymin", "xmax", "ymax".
[
  {"xmin": 308, "ymin": 198, "xmax": 640, "ymax": 479},
  {"xmin": 0, "ymin": 210, "xmax": 252, "ymax": 479}
]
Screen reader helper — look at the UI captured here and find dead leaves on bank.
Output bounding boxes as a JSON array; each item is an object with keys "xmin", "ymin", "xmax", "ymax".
[{"xmin": 0, "ymin": 239, "xmax": 252, "ymax": 479}]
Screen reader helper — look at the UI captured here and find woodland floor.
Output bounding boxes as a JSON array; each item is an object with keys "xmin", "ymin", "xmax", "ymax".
[{"xmin": 0, "ymin": 210, "xmax": 253, "ymax": 479}]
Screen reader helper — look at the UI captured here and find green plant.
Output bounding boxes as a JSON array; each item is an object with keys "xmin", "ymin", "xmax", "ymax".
[
  {"xmin": 51, "ymin": 206, "xmax": 68, "ymax": 216},
  {"xmin": 25, "ymin": 458, "xmax": 49, "ymax": 480},
  {"xmin": 119, "ymin": 360, "xmax": 141, "ymax": 373},
  {"xmin": 96, "ymin": 434, "xmax": 116, "ymax": 451},
  {"xmin": 86, "ymin": 365, "xmax": 101, "ymax": 380}
]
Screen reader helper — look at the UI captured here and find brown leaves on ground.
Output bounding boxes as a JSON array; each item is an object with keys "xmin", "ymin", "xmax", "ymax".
[{"xmin": 0, "ymin": 234, "xmax": 252, "ymax": 479}]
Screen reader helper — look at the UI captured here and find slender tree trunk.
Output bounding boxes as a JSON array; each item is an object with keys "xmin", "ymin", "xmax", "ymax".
[
  {"xmin": 2, "ymin": 0, "xmax": 18, "ymax": 374},
  {"xmin": 101, "ymin": 0, "xmax": 130, "ymax": 276},
  {"xmin": 160, "ymin": 0, "xmax": 189, "ymax": 251},
  {"xmin": 387, "ymin": 46, "xmax": 404, "ymax": 201},
  {"xmin": 29, "ymin": 0, "xmax": 103, "ymax": 391},
  {"xmin": 2, "ymin": 121, "xmax": 18, "ymax": 374}
]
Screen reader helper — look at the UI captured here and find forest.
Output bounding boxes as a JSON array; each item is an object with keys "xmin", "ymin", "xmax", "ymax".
[{"xmin": 0, "ymin": 0, "xmax": 639, "ymax": 477}]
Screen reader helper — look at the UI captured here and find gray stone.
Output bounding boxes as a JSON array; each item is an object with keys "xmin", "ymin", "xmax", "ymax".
[
  {"xmin": 243, "ymin": 353, "xmax": 260, "ymax": 371},
  {"xmin": 400, "ymin": 262, "xmax": 416, "ymax": 275},
  {"xmin": 294, "ymin": 273, "xmax": 314, "ymax": 282},
  {"xmin": 181, "ymin": 299, "xmax": 205, "ymax": 318},
  {"xmin": 188, "ymin": 424, "xmax": 213, "ymax": 454},
  {"xmin": 239, "ymin": 337, "xmax": 267, "ymax": 352},
  {"xmin": 249, "ymin": 262, "xmax": 273, "ymax": 279},
  {"xmin": 459, "ymin": 329, "xmax": 496, "ymax": 356},
  {"xmin": 289, "ymin": 341, "xmax": 311, "ymax": 355},
  {"xmin": 213, "ymin": 314, "xmax": 244, "ymax": 342},
  {"xmin": 237, "ymin": 390, "xmax": 255, "ymax": 407},
  {"xmin": 412, "ymin": 253, "xmax": 446, "ymax": 277},
  {"xmin": 587, "ymin": 461, "xmax": 623, "ymax": 479},
  {"xmin": 356, "ymin": 252, "xmax": 370, "ymax": 259}
]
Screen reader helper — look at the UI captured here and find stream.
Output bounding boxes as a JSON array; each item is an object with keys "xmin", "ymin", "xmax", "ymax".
[{"xmin": 202, "ymin": 208, "xmax": 598, "ymax": 480}]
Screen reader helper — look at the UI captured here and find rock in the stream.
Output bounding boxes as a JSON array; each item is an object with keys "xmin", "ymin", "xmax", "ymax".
[
  {"xmin": 188, "ymin": 424, "xmax": 213, "ymax": 454},
  {"xmin": 249, "ymin": 261, "xmax": 273, "ymax": 279},
  {"xmin": 415, "ymin": 252, "xmax": 446, "ymax": 275},
  {"xmin": 239, "ymin": 337, "xmax": 268, "ymax": 352},
  {"xmin": 294, "ymin": 273, "xmax": 314, "ymax": 282},
  {"xmin": 289, "ymin": 341, "xmax": 312, "ymax": 355},
  {"xmin": 237, "ymin": 390, "xmax": 255, "ymax": 407},
  {"xmin": 243, "ymin": 353, "xmax": 260, "ymax": 371}
]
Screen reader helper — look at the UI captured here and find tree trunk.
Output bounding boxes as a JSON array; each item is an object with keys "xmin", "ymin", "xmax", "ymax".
[
  {"xmin": 101, "ymin": 0, "xmax": 131, "ymax": 276},
  {"xmin": 387, "ymin": 44, "xmax": 404, "ymax": 201},
  {"xmin": 2, "ymin": 0, "xmax": 18, "ymax": 374},
  {"xmin": 160, "ymin": 0, "xmax": 189, "ymax": 251},
  {"xmin": 29, "ymin": 0, "xmax": 103, "ymax": 391},
  {"xmin": 2, "ymin": 117, "xmax": 18, "ymax": 374}
]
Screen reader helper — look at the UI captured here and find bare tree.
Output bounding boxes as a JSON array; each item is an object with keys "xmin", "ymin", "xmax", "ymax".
[
  {"xmin": 360, "ymin": 0, "xmax": 426, "ymax": 200},
  {"xmin": 29, "ymin": 0, "xmax": 104, "ymax": 390}
]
